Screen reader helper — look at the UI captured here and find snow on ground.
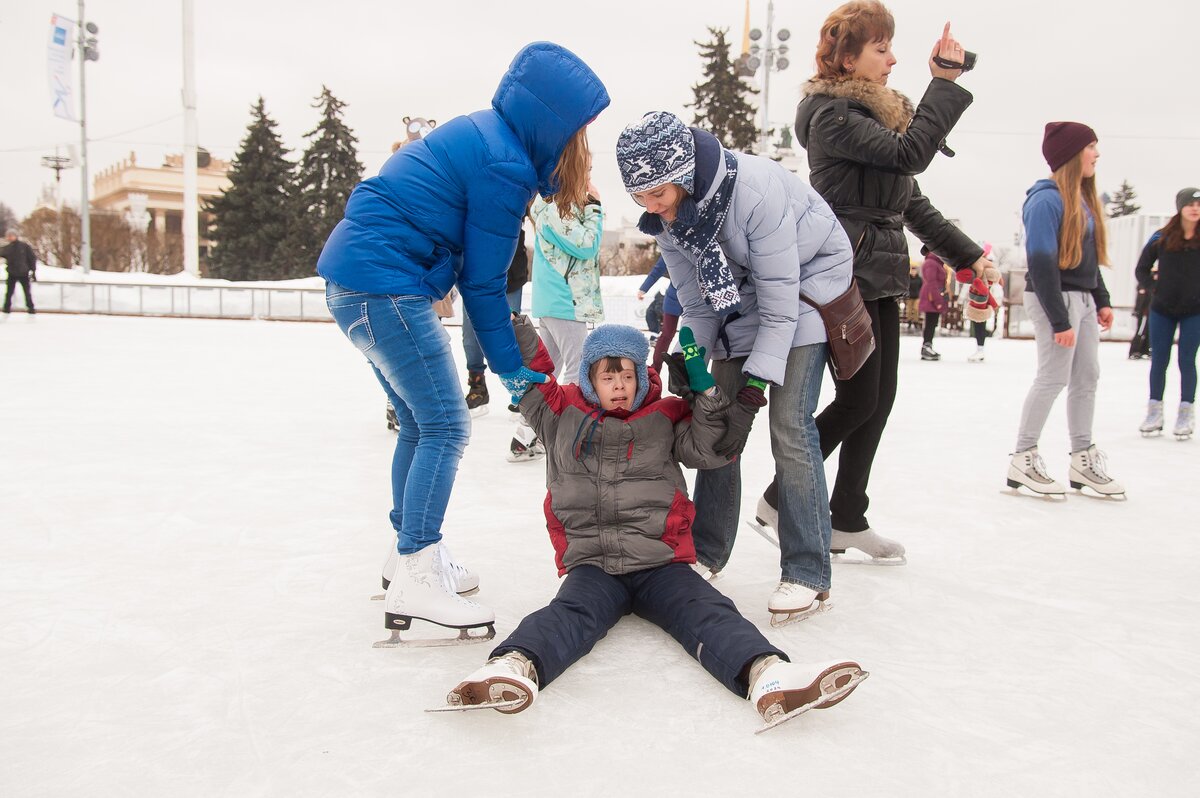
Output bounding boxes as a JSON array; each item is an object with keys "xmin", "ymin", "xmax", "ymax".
[{"xmin": 1, "ymin": 312, "xmax": 1197, "ymax": 797}]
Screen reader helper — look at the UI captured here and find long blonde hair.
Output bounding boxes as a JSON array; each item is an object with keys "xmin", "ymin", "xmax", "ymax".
[
  {"xmin": 549, "ymin": 127, "xmax": 591, "ymax": 219},
  {"xmin": 1052, "ymin": 152, "xmax": 1109, "ymax": 269}
]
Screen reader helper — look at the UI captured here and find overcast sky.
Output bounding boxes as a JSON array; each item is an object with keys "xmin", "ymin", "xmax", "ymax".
[{"xmin": 1, "ymin": 0, "xmax": 1195, "ymax": 257}]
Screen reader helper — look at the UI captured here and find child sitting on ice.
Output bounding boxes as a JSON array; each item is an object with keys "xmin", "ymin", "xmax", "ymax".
[{"xmin": 434, "ymin": 316, "xmax": 867, "ymax": 731}]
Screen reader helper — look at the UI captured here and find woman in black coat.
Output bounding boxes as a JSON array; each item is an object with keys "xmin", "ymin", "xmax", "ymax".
[{"xmin": 757, "ymin": 1, "xmax": 991, "ymax": 562}]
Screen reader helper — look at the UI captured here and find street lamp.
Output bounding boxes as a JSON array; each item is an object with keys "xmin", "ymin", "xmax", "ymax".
[
  {"xmin": 77, "ymin": 0, "xmax": 99, "ymax": 273},
  {"xmin": 745, "ymin": 1, "xmax": 790, "ymax": 154}
]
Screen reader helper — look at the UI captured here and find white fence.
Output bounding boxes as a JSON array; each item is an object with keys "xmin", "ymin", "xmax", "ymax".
[{"xmin": 27, "ymin": 279, "xmax": 654, "ymax": 329}]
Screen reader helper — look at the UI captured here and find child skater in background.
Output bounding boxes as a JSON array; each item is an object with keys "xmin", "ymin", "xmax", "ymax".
[
  {"xmin": 432, "ymin": 317, "xmax": 867, "ymax": 732},
  {"xmin": 1006, "ymin": 122, "xmax": 1124, "ymax": 499}
]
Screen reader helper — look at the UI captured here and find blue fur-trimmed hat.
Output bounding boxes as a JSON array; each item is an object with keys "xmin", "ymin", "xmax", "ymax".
[
  {"xmin": 578, "ymin": 324, "xmax": 651, "ymax": 411},
  {"xmin": 616, "ymin": 111, "xmax": 696, "ymax": 195}
]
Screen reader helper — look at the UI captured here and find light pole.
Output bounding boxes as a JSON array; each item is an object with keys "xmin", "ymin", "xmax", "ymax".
[
  {"xmin": 41, "ymin": 152, "xmax": 73, "ymax": 266},
  {"xmin": 76, "ymin": 0, "xmax": 99, "ymax": 273},
  {"xmin": 182, "ymin": 0, "xmax": 199, "ymax": 276},
  {"xmin": 745, "ymin": 1, "xmax": 791, "ymax": 155}
]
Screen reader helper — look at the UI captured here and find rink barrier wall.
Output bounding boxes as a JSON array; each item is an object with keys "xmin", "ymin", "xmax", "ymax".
[{"xmin": 25, "ymin": 280, "xmax": 653, "ymax": 329}]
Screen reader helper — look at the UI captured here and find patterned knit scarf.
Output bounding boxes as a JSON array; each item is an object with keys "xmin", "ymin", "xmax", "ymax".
[{"xmin": 640, "ymin": 147, "xmax": 741, "ymax": 317}]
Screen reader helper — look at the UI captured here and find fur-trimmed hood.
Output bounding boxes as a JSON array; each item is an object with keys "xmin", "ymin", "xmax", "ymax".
[{"xmin": 799, "ymin": 77, "xmax": 914, "ymax": 135}]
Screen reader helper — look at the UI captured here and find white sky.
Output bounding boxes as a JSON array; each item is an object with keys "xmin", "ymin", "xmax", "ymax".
[{"xmin": 1, "ymin": 0, "xmax": 1196, "ymax": 258}]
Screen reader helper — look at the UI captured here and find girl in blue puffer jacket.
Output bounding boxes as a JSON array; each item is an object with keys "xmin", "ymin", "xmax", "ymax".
[{"xmin": 317, "ymin": 42, "xmax": 609, "ymax": 644}]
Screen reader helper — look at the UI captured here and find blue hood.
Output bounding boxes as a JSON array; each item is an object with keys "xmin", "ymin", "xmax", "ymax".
[
  {"xmin": 492, "ymin": 42, "xmax": 610, "ymax": 198},
  {"xmin": 1026, "ymin": 178, "xmax": 1058, "ymax": 201}
]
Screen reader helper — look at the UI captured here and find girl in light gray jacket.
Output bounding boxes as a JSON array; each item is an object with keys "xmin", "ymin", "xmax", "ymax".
[{"xmin": 615, "ymin": 111, "xmax": 853, "ymax": 626}]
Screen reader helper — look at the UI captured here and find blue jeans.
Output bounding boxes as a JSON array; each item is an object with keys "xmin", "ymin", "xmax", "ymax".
[
  {"xmin": 462, "ymin": 288, "xmax": 524, "ymax": 373},
  {"xmin": 692, "ymin": 343, "xmax": 832, "ymax": 591},
  {"xmin": 326, "ymin": 281, "xmax": 471, "ymax": 554},
  {"xmin": 1148, "ymin": 309, "xmax": 1200, "ymax": 403}
]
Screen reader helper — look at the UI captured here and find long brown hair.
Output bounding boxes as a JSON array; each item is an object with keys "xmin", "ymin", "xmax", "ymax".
[
  {"xmin": 549, "ymin": 127, "xmax": 591, "ymax": 219},
  {"xmin": 814, "ymin": 0, "xmax": 895, "ymax": 79},
  {"xmin": 1052, "ymin": 152, "xmax": 1109, "ymax": 269},
  {"xmin": 1160, "ymin": 212, "xmax": 1200, "ymax": 252}
]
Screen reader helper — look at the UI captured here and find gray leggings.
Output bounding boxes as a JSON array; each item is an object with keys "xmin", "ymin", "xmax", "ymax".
[{"xmin": 1015, "ymin": 290, "xmax": 1100, "ymax": 453}]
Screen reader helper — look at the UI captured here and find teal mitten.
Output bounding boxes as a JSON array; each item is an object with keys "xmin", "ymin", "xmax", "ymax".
[{"xmin": 678, "ymin": 327, "xmax": 715, "ymax": 393}]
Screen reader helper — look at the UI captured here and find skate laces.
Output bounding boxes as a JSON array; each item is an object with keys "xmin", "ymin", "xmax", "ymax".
[
  {"xmin": 1028, "ymin": 450, "xmax": 1052, "ymax": 481},
  {"xmin": 435, "ymin": 543, "xmax": 467, "ymax": 596},
  {"xmin": 1087, "ymin": 448, "xmax": 1110, "ymax": 480}
]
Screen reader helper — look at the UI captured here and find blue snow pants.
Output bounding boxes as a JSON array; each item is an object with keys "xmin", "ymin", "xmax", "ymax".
[{"xmin": 491, "ymin": 563, "xmax": 787, "ymax": 698}]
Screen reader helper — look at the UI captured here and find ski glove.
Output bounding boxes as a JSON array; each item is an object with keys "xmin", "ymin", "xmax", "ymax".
[
  {"xmin": 499, "ymin": 366, "xmax": 549, "ymax": 404},
  {"xmin": 678, "ymin": 327, "xmax": 715, "ymax": 393},
  {"xmin": 714, "ymin": 378, "xmax": 768, "ymax": 459}
]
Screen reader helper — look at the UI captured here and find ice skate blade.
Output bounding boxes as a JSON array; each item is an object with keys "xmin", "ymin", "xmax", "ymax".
[
  {"xmin": 373, "ymin": 618, "xmax": 496, "ymax": 648},
  {"xmin": 746, "ymin": 520, "xmax": 780, "ymax": 549},
  {"xmin": 1002, "ymin": 480, "xmax": 1067, "ymax": 501},
  {"xmin": 1069, "ymin": 483, "xmax": 1127, "ymax": 501},
  {"xmin": 1140, "ymin": 429, "xmax": 1162, "ymax": 437},
  {"xmin": 754, "ymin": 669, "xmax": 869, "ymax": 735},
  {"xmin": 426, "ymin": 698, "xmax": 525, "ymax": 714},
  {"xmin": 1175, "ymin": 433, "xmax": 1193, "ymax": 441},
  {"xmin": 830, "ymin": 551, "xmax": 907, "ymax": 566},
  {"xmin": 770, "ymin": 597, "xmax": 831, "ymax": 627}
]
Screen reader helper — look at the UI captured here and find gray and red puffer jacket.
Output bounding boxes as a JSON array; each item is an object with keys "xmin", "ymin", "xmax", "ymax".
[{"xmin": 513, "ymin": 317, "xmax": 728, "ymax": 576}]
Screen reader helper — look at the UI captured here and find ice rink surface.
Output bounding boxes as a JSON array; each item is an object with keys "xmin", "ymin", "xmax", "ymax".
[{"xmin": 2, "ymin": 313, "xmax": 1197, "ymax": 797}]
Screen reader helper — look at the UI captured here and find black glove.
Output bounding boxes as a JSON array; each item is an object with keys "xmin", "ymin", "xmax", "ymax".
[
  {"xmin": 714, "ymin": 381, "xmax": 768, "ymax": 459},
  {"xmin": 664, "ymin": 352, "xmax": 694, "ymax": 402}
]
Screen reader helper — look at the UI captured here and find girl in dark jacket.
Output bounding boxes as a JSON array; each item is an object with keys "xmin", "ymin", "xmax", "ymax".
[
  {"xmin": 1135, "ymin": 187, "xmax": 1200, "ymax": 440},
  {"xmin": 768, "ymin": 1, "xmax": 990, "ymax": 560},
  {"xmin": 317, "ymin": 43, "xmax": 608, "ymax": 644},
  {"xmin": 918, "ymin": 248, "xmax": 949, "ymax": 360}
]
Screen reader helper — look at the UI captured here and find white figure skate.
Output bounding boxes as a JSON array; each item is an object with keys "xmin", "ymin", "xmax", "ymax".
[
  {"xmin": 1174, "ymin": 402, "xmax": 1194, "ymax": 441},
  {"xmin": 374, "ymin": 544, "xmax": 495, "ymax": 647},
  {"xmin": 1068, "ymin": 445, "xmax": 1126, "ymax": 500},
  {"xmin": 1005, "ymin": 447, "xmax": 1067, "ymax": 499},
  {"xmin": 830, "ymin": 528, "xmax": 906, "ymax": 566},
  {"xmin": 750, "ymin": 658, "xmax": 868, "ymax": 734},
  {"xmin": 429, "ymin": 652, "xmax": 539, "ymax": 715},
  {"xmin": 1139, "ymin": 400, "xmax": 1164, "ymax": 437},
  {"xmin": 374, "ymin": 541, "xmax": 480, "ymax": 600},
  {"xmin": 768, "ymin": 582, "xmax": 831, "ymax": 627}
]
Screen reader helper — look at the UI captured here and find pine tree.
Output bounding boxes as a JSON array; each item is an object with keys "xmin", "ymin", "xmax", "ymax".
[
  {"xmin": 1106, "ymin": 179, "xmax": 1141, "ymax": 218},
  {"xmin": 206, "ymin": 97, "xmax": 294, "ymax": 280},
  {"xmin": 277, "ymin": 86, "xmax": 363, "ymax": 279},
  {"xmin": 688, "ymin": 28, "xmax": 760, "ymax": 153}
]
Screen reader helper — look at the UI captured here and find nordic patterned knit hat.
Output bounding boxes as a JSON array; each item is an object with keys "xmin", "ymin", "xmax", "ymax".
[
  {"xmin": 578, "ymin": 324, "xmax": 651, "ymax": 412},
  {"xmin": 616, "ymin": 111, "xmax": 696, "ymax": 195}
]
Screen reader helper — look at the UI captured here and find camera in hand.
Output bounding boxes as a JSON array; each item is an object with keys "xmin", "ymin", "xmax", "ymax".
[{"xmin": 933, "ymin": 51, "xmax": 977, "ymax": 72}]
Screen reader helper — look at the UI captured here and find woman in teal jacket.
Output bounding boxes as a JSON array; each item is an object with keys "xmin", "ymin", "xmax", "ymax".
[{"xmin": 317, "ymin": 42, "xmax": 608, "ymax": 644}]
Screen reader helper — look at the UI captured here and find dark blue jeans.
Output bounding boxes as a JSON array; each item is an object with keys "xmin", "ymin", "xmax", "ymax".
[
  {"xmin": 462, "ymin": 288, "xmax": 524, "ymax": 373},
  {"xmin": 493, "ymin": 563, "xmax": 786, "ymax": 697},
  {"xmin": 1148, "ymin": 309, "xmax": 1200, "ymax": 403}
]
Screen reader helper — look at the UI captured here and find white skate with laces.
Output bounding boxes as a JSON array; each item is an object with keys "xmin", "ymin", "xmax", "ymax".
[
  {"xmin": 1174, "ymin": 402, "xmax": 1194, "ymax": 441},
  {"xmin": 373, "ymin": 541, "xmax": 480, "ymax": 600},
  {"xmin": 767, "ymin": 582, "xmax": 831, "ymax": 627},
  {"xmin": 1068, "ymin": 445, "xmax": 1126, "ymax": 500},
  {"xmin": 374, "ymin": 544, "xmax": 495, "ymax": 648},
  {"xmin": 1005, "ymin": 447, "xmax": 1067, "ymax": 499},
  {"xmin": 746, "ymin": 495, "xmax": 904, "ymax": 565},
  {"xmin": 1139, "ymin": 400, "xmax": 1164, "ymax": 437},
  {"xmin": 428, "ymin": 651, "xmax": 539, "ymax": 715},
  {"xmin": 749, "ymin": 656, "xmax": 869, "ymax": 734}
]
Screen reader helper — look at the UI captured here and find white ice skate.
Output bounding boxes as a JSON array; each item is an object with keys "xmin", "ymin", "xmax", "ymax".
[
  {"xmin": 1139, "ymin": 400, "xmax": 1164, "ymax": 437},
  {"xmin": 1068, "ymin": 445, "xmax": 1126, "ymax": 500},
  {"xmin": 374, "ymin": 544, "xmax": 495, "ymax": 648},
  {"xmin": 746, "ymin": 495, "xmax": 781, "ymax": 547},
  {"xmin": 428, "ymin": 651, "xmax": 539, "ymax": 715},
  {"xmin": 1174, "ymin": 402, "xmax": 1194, "ymax": 441},
  {"xmin": 768, "ymin": 582, "xmax": 830, "ymax": 627},
  {"xmin": 1005, "ymin": 447, "xmax": 1067, "ymax": 499},
  {"xmin": 750, "ymin": 657, "xmax": 868, "ymax": 735},
  {"xmin": 967, "ymin": 347, "xmax": 985, "ymax": 363},
  {"xmin": 831, "ymin": 528, "xmax": 906, "ymax": 566},
  {"xmin": 374, "ymin": 542, "xmax": 480, "ymax": 600}
]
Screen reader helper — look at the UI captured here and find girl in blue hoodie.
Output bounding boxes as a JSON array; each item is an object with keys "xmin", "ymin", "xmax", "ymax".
[
  {"xmin": 1007, "ymin": 122, "xmax": 1124, "ymax": 500},
  {"xmin": 317, "ymin": 43, "xmax": 609, "ymax": 643}
]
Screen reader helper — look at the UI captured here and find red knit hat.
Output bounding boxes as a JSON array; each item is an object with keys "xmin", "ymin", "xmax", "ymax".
[{"xmin": 1042, "ymin": 122, "xmax": 1097, "ymax": 172}]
